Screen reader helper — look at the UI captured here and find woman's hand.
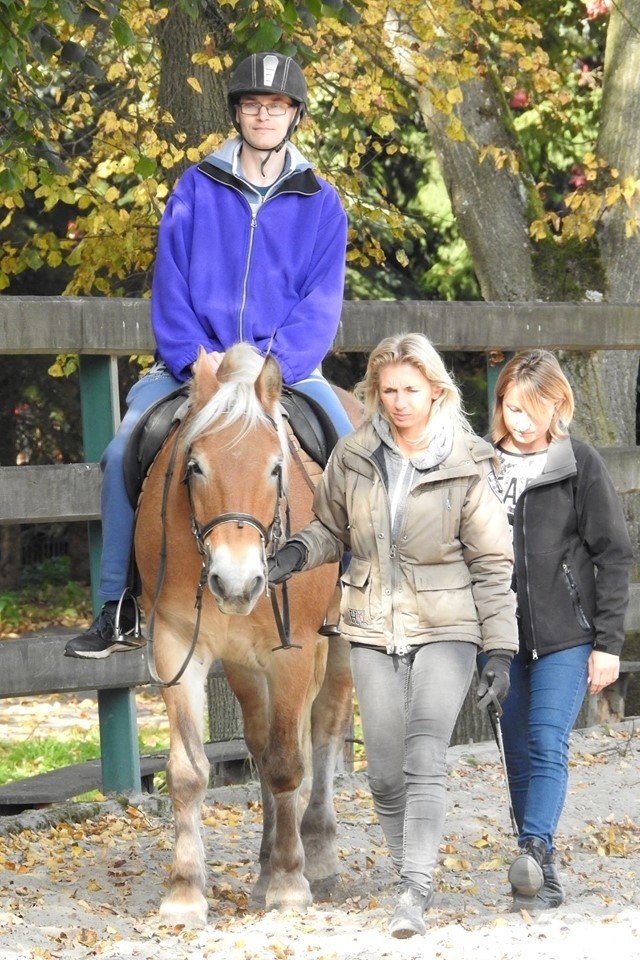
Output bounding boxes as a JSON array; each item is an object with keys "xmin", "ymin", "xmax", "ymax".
[{"xmin": 588, "ymin": 650, "xmax": 620, "ymax": 695}]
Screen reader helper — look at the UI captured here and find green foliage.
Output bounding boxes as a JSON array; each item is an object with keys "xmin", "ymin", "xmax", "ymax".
[
  {"xmin": 0, "ymin": 578, "xmax": 92, "ymax": 634},
  {"xmin": 0, "ymin": 0, "xmax": 631, "ymax": 307},
  {"xmin": 0, "ymin": 595, "xmax": 20, "ymax": 630}
]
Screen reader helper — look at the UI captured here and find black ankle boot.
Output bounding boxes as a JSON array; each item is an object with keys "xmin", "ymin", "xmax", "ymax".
[
  {"xmin": 512, "ymin": 851, "xmax": 564, "ymax": 912},
  {"xmin": 535, "ymin": 853, "xmax": 564, "ymax": 909},
  {"xmin": 508, "ymin": 836, "xmax": 546, "ymax": 897}
]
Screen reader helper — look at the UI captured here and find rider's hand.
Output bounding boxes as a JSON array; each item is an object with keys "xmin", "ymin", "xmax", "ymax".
[
  {"xmin": 267, "ymin": 542, "xmax": 307, "ymax": 585},
  {"xmin": 477, "ymin": 650, "xmax": 514, "ymax": 711}
]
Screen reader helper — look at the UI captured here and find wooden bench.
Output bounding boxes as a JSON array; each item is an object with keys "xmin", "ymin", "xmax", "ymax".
[
  {"xmin": 0, "ymin": 629, "xmax": 250, "ymax": 813},
  {"xmin": 0, "ymin": 739, "xmax": 250, "ymax": 816}
]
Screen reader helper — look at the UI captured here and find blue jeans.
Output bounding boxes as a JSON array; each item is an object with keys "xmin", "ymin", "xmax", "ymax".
[
  {"xmin": 500, "ymin": 644, "xmax": 590, "ymax": 851},
  {"xmin": 292, "ymin": 371, "xmax": 354, "ymax": 437},
  {"xmin": 351, "ymin": 641, "xmax": 477, "ymax": 896},
  {"xmin": 98, "ymin": 367, "xmax": 353, "ymax": 601}
]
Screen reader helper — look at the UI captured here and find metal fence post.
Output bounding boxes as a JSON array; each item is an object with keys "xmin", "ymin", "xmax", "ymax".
[{"xmin": 78, "ymin": 355, "xmax": 141, "ymax": 793}]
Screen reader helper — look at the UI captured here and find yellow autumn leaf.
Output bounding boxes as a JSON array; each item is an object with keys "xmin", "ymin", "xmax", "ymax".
[
  {"xmin": 444, "ymin": 116, "xmax": 466, "ymax": 142},
  {"xmin": 442, "ymin": 855, "xmax": 471, "ymax": 871},
  {"xmin": 604, "ymin": 185, "xmax": 621, "ymax": 208},
  {"xmin": 187, "ymin": 76, "xmax": 202, "ymax": 94}
]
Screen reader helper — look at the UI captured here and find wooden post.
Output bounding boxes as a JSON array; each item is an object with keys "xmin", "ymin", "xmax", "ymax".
[{"xmin": 78, "ymin": 355, "xmax": 141, "ymax": 793}]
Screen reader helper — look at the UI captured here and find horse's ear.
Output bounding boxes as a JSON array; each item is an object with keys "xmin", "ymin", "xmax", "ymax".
[
  {"xmin": 256, "ymin": 354, "xmax": 282, "ymax": 413},
  {"xmin": 191, "ymin": 346, "xmax": 219, "ymax": 406}
]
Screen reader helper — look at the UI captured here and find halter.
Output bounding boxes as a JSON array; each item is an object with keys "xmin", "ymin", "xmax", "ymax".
[
  {"xmin": 145, "ymin": 415, "xmax": 297, "ymax": 689},
  {"xmin": 185, "ymin": 449, "xmax": 299, "ymax": 655}
]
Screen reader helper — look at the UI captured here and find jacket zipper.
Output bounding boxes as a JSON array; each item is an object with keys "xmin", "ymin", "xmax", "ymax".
[
  {"xmin": 521, "ymin": 491, "xmax": 538, "ymax": 659},
  {"xmin": 238, "ymin": 213, "xmax": 258, "ymax": 342}
]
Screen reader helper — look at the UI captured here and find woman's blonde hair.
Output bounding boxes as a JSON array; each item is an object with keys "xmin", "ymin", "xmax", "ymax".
[
  {"xmin": 491, "ymin": 349, "xmax": 574, "ymax": 445},
  {"xmin": 355, "ymin": 332, "xmax": 471, "ymax": 437}
]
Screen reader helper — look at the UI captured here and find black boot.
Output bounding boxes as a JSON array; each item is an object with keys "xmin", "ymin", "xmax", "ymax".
[
  {"xmin": 508, "ymin": 836, "xmax": 546, "ymax": 897},
  {"xmin": 512, "ymin": 851, "xmax": 564, "ymax": 912},
  {"xmin": 388, "ymin": 885, "xmax": 433, "ymax": 939},
  {"xmin": 534, "ymin": 853, "xmax": 564, "ymax": 909}
]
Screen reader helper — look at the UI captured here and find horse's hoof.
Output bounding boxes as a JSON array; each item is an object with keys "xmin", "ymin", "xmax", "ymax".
[
  {"xmin": 309, "ymin": 874, "xmax": 338, "ymax": 902},
  {"xmin": 159, "ymin": 891, "xmax": 208, "ymax": 929},
  {"xmin": 265, "ymin": 878, "xmax": 313, "ymax": 913}
]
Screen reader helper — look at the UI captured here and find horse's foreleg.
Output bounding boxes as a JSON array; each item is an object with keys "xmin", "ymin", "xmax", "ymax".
[
  {"xmin": 301, "ymin": 635, "xmax": 353, "ymax": 898},
  {"xmin": 158, "ymin": 651, "xmax": 210, "ymax": 928},
  {"xmin": 258, "ymin": 649, "xmax": 323, "ymax": 912},
  {"xmin": 221, "ymin": 659, "xmax": 275, "ymax": 906},
  {"xmin": 261, "ymin": 720, "xmax": 310, "ymax": 911}
]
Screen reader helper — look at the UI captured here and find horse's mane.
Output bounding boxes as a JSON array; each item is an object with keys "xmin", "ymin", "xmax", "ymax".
[{"xmin": 182, "ymin": 346, "xmax": 290, "ymax": 467}]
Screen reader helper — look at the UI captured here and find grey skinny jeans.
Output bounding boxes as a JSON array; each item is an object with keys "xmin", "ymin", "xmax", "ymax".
[{"xmin": 351, "ymin": 640, "xmax": 477, "ymax": 896}]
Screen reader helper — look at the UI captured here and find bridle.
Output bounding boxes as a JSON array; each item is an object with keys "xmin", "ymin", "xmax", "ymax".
[{"xmin": 145, "ymin": 416, "xmax": 297, "ymax": 689}]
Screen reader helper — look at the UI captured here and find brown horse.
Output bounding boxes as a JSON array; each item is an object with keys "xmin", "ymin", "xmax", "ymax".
[{"xmin": 134, "ymin": 343, "xmax": 357, "ymax": 926}]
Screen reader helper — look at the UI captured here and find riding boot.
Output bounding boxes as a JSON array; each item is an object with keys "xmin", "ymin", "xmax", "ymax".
[
  {"xmin": 508, "ymin": 835, "xmax": 546, "ymax": 897},
  {"xmin": 511, "ymin": 851, "xmax": 564, "ymax": 912},
  {"xmin": 388, "ymin": 885, "xmax": 433, "ymax": 939}
]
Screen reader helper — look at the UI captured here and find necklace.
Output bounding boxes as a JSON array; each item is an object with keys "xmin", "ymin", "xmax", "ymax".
[{"xmin": 396, "ymin": 432, "xmax": 427, "ymax": 447}]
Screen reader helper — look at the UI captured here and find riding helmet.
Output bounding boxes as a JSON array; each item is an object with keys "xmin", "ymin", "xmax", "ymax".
[{"xmin": 227, "ymin": 51, "xmax": 308, "ymax": 134}]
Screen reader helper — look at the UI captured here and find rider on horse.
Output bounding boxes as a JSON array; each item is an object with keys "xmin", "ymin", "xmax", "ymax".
[{"xmin": 65, "ymin": 51, "xmax": 350, "ymax": 661}]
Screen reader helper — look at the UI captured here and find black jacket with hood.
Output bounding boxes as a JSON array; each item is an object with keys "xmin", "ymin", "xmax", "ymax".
[{"xmin": 510, "ymin": 436, "xmax": 632, "ymax": 660}]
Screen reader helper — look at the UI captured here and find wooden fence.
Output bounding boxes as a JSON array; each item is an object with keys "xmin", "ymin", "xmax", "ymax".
[{"xmin": 0, "ymin": 296, "xmax": 639, "ymax": 798}]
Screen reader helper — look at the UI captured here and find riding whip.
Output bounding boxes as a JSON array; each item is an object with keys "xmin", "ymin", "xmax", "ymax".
[{"xmin": 486, "ymin": 688, "xmax": 519, "ymax": 838}]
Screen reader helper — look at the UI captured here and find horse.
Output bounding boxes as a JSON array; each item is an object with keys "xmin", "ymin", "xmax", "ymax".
[{"xmin": 134, "ymin": 343, "xmax": 359, "ymax": 927}]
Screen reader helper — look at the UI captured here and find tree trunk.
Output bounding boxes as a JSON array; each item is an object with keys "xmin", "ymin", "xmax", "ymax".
[
  {"xmin": 156, "ymin": 1, "xmax": 233, "ymax": 177},
  {"xmin": 415, "ymin": 73, "xmax": 542, "ymax": 302}
]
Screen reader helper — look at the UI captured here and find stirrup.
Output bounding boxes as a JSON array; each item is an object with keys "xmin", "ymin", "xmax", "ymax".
[
  {"xmin": 114, "ymin": 589, "xmax": 145, "ymax": 647},
  {"xmin": 318, "ymin": 620, "xmax": 341, "ymax": 637}
]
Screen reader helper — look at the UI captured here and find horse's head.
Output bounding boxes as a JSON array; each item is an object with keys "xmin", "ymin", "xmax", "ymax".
[{"xmin": 182, "ymin": 344, "xmax": 289, "ymax": 616}]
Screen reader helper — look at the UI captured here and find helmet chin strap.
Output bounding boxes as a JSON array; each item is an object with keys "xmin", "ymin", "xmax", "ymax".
[{"xmin": 259, "ymin": 138, "xmax": 287, "ymax": 178}]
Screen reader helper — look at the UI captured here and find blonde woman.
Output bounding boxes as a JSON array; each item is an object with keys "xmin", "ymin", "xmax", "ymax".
[
  {"xmin": 487, "ymin": 350, "xmax": 632, "ymax": 912},
  {"xmin": 269, "ymin": 333, "xmax": 517, "ymax": 937}
]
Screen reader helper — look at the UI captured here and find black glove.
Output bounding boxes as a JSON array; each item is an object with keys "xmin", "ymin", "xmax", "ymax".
[
  {"xmin": 267, "ymin": 541, "xmax": 307, "ymax": 585},
  {"xmin": 476, "ymin": 650, "xmax": 513, "ymax": 711}
]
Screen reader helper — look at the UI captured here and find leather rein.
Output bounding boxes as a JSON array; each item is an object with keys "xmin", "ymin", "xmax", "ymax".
[{"xmin": 145, "ymin": 417, "xmax": 297, "ymax": 689}]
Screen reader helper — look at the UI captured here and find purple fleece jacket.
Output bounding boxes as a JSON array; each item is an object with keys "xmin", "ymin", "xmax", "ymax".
[{"xmin": 150, "ymin": 143, "xmax": 348, "ymax": 384}]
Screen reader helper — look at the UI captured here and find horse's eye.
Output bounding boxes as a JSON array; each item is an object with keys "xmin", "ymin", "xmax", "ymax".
[
  {"xmin": 271, "ymin": 462, "xmax": 282, "ymax": 479},
  {"xmin": 187, "ymin": 458, "xmax": 203, "ymax": 477}
]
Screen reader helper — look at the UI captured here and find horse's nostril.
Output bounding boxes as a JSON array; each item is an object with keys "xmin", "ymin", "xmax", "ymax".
[
  {"xmin": 209, "ymin": 574, "xmax": 225, "ymax": 599},
  {"xmin": 249, "ymin": 576, "xmax": 263, "ymax": 599}
]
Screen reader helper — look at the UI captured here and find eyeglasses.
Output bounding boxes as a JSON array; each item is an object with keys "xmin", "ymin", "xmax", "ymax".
[{"xmin": 238, "ymin": 102, "xmax": 293, "ymax": 117}]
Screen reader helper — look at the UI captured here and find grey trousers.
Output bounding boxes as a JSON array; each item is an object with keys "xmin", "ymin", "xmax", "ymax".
[{"xmin": 351, "ymin": 641, "xmax": 477, "ymax": 896}]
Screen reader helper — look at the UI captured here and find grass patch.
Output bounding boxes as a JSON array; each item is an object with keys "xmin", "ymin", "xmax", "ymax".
[{"xmin": 0, "ymin": 728, "xmax": 170, "ymax": 787}]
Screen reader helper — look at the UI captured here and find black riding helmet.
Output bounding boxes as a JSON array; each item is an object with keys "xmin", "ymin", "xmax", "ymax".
[{"xmin": 227, "ymin": 51, "xmax": 308, "ymax": 143}]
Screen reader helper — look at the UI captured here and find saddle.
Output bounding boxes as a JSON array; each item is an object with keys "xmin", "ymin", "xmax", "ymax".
[{"xmin": 123, "ymin": 384, "xmax": 339, "ymax": 509}]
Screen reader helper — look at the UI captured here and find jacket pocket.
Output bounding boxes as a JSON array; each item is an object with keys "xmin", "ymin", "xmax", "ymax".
[
  {"xmin": 413, "ymin": 561, "xmax": 478, "ymax": 629},
  {"xmin": 340, "ymin": 556, "xmax": 374, "ymax": 628},
  {"xmin": 561, "ymin": 563, "xmax": 592, "ymax": 633}
]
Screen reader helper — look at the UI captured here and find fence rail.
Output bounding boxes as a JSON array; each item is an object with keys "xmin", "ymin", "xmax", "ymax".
[{"xmin": 0, "ymin": 296, "xmax": 639, "ymax": 796}]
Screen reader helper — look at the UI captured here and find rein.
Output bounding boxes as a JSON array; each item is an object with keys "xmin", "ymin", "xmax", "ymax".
[{"xmin": 145, "ymin": 416, "xmax": 298, "ymax": 688}]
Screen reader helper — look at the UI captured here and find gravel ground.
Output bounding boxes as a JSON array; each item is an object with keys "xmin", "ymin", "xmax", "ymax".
[{"xmin": 0, "ymin": 711, "xmax": 638, "ymax": 959}]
